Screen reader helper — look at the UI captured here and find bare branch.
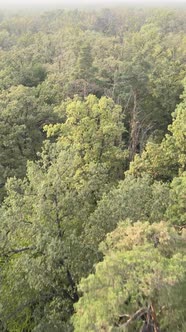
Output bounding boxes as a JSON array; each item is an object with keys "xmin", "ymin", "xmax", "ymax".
[
  {"xmin": 120, "ymin": 308, "xmax": 147, "ymax": 327},
  {"xmin": 3, "ymin": 246, "xmax": 36, "ymax": 256}
]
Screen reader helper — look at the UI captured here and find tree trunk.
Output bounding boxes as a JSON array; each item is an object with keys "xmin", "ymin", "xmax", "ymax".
[{"xmin": 129, "ymin": 89, "xmax": 140, "ymax": 160}]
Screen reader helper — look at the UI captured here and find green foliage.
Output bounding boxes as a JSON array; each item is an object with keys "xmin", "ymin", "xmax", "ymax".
[
  {"xmin": 73, "ymin": 221, "xmax": 186, "ymax": 332},
  {"xmin": 0, "ymin": 7, "xmax": 185, "ymax": 332},
  {"xmin": 112, "ymin": 21, "xmax": 185, "ymax": 156},
  {"xmin": 166, "ymin": 172, "xmax": 186, "ymax": 226},
  {"xmin": 74, "ymin": 43, "xmax": 95, "ymax": 81},
  {"xmin": 0, "ymin": 85, "xmax": 57, "ymax": 202},
  {"xmin": 19, "ymin": 63, "xmax": 47, "ymax": 87},
  {"xmin": 84, "ymin": 175, "xmax": 170, "ymax": 268},
  {"xmin": 0, "ymin": 7, "xmax": 185, "ymax": 150},
  {"xmin": 0, "ymin": 161, "xmax": 81, "ymax": 331},
  {"xmin": 0, "ymin": 94, "xmax": 127, "ymax": 331},
  {"xmin": 129, "ymin": 79, "xmax": 186, "ymax": 181},
  {"xmin": 45, "ymin": 94, "xmax": 127, "ymax": 185}
]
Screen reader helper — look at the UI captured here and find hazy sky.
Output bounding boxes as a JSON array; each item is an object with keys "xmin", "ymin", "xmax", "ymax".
[{"xmin": 0, "ymin": 0, "xmax": 185, "ymax": 8}]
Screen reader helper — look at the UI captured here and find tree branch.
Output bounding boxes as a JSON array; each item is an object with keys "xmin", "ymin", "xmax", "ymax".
[
  {"xmin": 120, "ymin": 308, "xmax": 147, "ymax": 327},
  {"xmin": 3, "ymin": 246, "xmax": 36, "ymax": 256}
]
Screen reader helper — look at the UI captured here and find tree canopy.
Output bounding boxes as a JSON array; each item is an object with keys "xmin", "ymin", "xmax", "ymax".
[
  {"xmin": 73, "ymin": 221, "xmax": 186, "ymax": 332},
  {"xmin": 0, "ymin": 6, "xmax": 185, "ymax": 332}
]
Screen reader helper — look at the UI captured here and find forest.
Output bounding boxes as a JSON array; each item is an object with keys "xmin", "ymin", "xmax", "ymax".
[{"xmin": 0, "ymin": 5, "xmax": 185, "ymax": 332}]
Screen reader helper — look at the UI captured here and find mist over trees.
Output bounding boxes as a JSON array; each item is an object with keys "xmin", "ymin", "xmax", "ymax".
[{"xmin": 0, "ymin": 5, "xmax": 185, "ymax": 332}]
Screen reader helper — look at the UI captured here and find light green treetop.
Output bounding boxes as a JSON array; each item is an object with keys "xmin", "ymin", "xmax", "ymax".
[{"xmin": 73, "ymin": 221, "xmax": 186, "ymax": 332}]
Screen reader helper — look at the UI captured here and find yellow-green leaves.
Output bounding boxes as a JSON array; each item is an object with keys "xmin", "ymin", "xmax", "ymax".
[
  {"xmin": 45, "ymin": 94, "xmax": 127, "ymax": 182},
  {"xmin": 73, "ymin": 222, "xmax": 186, "ymax": 332}
]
